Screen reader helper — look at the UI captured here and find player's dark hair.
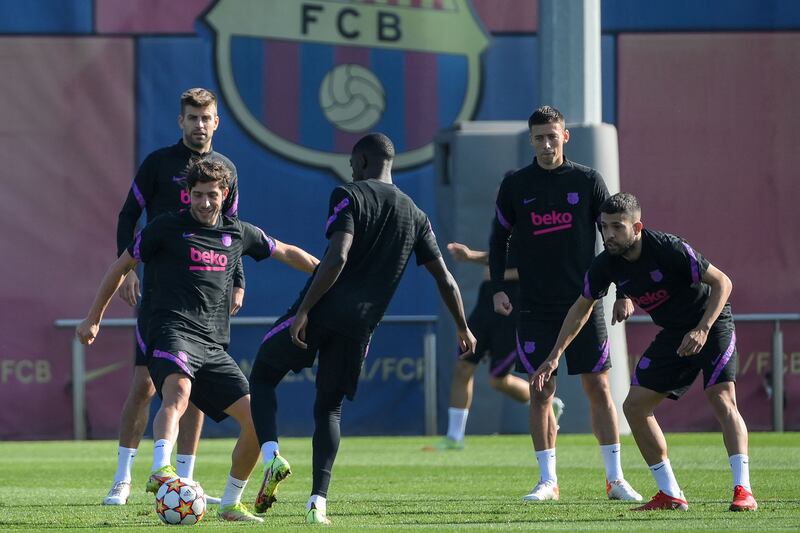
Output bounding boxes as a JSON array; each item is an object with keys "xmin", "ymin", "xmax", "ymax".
[
  {"xmin": 180, "ymin": 88, "xmax": 217, "ymax": 114},
  {"xmin": 600, "ymin": 192, "xmax": 641, "ymax": 217},
  {"xmin": 186, "ymin": 158, "xmax": 230, "ymax": 190},
  {"xmin": 528, "ymin": 105, "xmax": 565, "ymax": 129},
  {"xmin": 352, "ymin": 133, "xmax": 395, "ymax": 161}
]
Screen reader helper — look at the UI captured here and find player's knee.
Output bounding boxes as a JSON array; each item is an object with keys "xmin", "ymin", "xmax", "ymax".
[
  {"xmin": 489, "ymin": 375, "xmax": 506, "ymax": 391},
  {"xmin": 453, "ymin": 360, "xmax": 476, "ymax": 380},
  {"xmin": 622, "ymin": 396, "xmax": 645, "ymax": 420},
  {"xmin": 314, "ymin": 389, "xmax": 344, "ymax": 421},
  {"xmin": 130, "ymin": 372, "xmax": 156, "ymax": 402}
]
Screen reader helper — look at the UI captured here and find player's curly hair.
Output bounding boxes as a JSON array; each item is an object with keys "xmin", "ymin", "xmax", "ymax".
[
  {"xmin": 180, "ymin": 88, "xmax": 217, "ymax": 114},
  {"xmin": 600, "ymin": 192, "xmax": 641, "ymax": 217},
  {"xmin": 528, "ymin": 105, "xmax": 565, "ymax": 129},
  {"xmin": 185, "ymin": 158, "xmax": 231, "ymax": 190}
]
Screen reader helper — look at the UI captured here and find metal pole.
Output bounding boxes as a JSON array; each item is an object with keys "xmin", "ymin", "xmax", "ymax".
[
  {"xmin": 772, "ymin": 320, "xmax": 784, "ymax": 432},
  {"xmin": 423, "ymin": 323, "xmax": 437, "ymax": 436},
  {"xmin": 72, "ymin": 336, "xmax": 86, "ymax": 440}
]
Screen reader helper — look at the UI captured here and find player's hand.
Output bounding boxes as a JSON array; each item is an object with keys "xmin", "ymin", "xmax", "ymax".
[
  {"xmin": 117, "ymin": 270, "xmax": 140, "ymax": 307},
  {"xmin": 76, "ymin": 319, "xmax": 99, "ymax": 345},
  {"xmin": 230, "ymin": 287, "xmax": 244, "ymax": 316},
  {"xmin": 678, "ymin": 327, "xmax": 708, "ymax": 356},
  {"xmin": 289, "ymin": 311, "xmax": 309, "ymax": 349},
  {"xmin": 612, "ymin": 298, "xmax": 634, "ymax": 325},
  {"xmin": 447, "ymin": 242, "xmax": 472, "ymax": 262},
  {"xmin": 457, "ymin": 327, "xmax": 477, "ymax": 358},
  {"xmin": 531, "ymin": 356, "xmax": 559, "ymax": 391},
  {"xmin": 493, "ymin": 291, "xmax": 512, "ymax": 316}
]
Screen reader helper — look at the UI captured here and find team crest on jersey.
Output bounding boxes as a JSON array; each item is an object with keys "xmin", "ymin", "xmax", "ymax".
[
  {"xmin": 221, "ymin": 233, "xmax": 232, "ymax": 247},
  {"xmin": 205, "ymin": 0, "xmax": 488, "ymax": 181},
  {"xmin": 650, "ymin": 269, "xmax": 663, "ymax": 282},
  {"xmin": 567, "ymin": 192, "xmax": 579, "ymax": 205},
  {"xmin": 523, "ymin": 341, "xmax": 535, "ymax": 354}
]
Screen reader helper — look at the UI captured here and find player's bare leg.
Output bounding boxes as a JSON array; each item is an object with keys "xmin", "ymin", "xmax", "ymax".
[
  {"xmin": 705, "ymin": 382, "xmax": 756, "ymax": 511},
  {"xmin": 489, "ymin": 373, "xmax": 530, "ymax": 403},
  {"xmin": 624, "ymin": 386, "xmax": 686, "ymax": 510},
  {"xmin": 217, "ymin": 394, "xmax": 263, "ymax": 522},
  {"xmin": 146, "ymin": 374, "xmax": 192, "ymax": 494},
  {"xmin": 449, "ymin": 359, "xmax": 476, "ymax": 409},
  {"xmin": 581, "ymin": 371, "xmax": 618, "ymax": 445},
  {"xmin": 105, "ymin": 367, "xmax": 155, "ymax": 504},
  {"xmin": 522, "ymin": 375, "xmax": 559, "ymax": 501},
  {"xmin": 176, "ymin": 403, "xmax": 203, "ymax": 456}
]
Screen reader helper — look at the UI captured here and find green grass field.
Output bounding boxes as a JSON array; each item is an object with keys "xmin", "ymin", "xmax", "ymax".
[{"xmin": 1, "ymin": 433, "xmax": 798, "ymax": 531}]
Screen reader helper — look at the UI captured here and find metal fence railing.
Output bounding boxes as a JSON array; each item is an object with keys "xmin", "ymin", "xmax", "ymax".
[
  {"xmin": 627, "ymin": 313, "xmax": 800, "ymax": 432},
  {"xmin": 55, "ymin": 315, "xmax": 438, "ymax": 440}
]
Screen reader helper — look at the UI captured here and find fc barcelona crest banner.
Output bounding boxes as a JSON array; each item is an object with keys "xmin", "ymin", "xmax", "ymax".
[{"xmin": 205, "ymin": 0, "xmax": 489, "ymax": 180}]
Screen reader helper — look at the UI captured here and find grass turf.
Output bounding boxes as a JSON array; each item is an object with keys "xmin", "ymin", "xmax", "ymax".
[{"xmin": 0, "ymin": 433, "xmax": 798, "ymax": 531}]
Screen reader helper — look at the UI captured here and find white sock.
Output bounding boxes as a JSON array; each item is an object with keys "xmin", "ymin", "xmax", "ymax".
[
  {"xmin": 307, "ymin": 494, "xmax": 327, "ymax": 513},
  {"xmin": 114, "ymin": 447, "xmax": 137, "ymax": 483},
  {"xmin": 447, "ymin": 408, "xmax": 469, "ymax": 442},
  {"xmin": 729, "ymin": 454, "xmax": 751, "ymax": 491},
  {"xmin": 220, "ymin": 475, "xmax": 248, "ymax": 508},
  {"xmin": 600, "ymin": 443, "xmax": 624, "ymax": 482},
  {"xmin": 536, "ymin": 448, "xmax": 557, "ymax": 483},
  {"xmin": 175, "ymin": 454, "xmax": 196, "ymax": 479},
  {"xmin": 261, "ymin": 441, "xmax": 279, "ymax": 464},
  {"xmin": 649, "ymin": 459, "xmax": 682, "ymax": 498},
  {"xmin": 151, "ymin": 439, "xmax": 173, "ymax": 472}
]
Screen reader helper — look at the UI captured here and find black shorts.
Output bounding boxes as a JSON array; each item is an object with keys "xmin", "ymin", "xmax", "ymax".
[
  {"xmin": 514, "ymin": 305, "xmax": 609, "ymax": 376},
  {"xmin": 632, "ymin": 320, "xmax": 737, "ymax": 400},
  {"xmin": 134, "ymin": 310, "xmax": 149, "ymax": 366},
  {"xmin": 147, "ymin": 335, "xmax": 249, "ymax": 422},
  {"xmin": 460, "ymin": 281, "xmax": 519, "ymax": 378},
  {"xmin": 252, "ymin": 313, "xmax": 370, "ymax": 401}
]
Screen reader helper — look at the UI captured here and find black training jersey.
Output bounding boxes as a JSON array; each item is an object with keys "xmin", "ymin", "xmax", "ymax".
[
  {"xmin": 296, "ymin": 180, "xmax": 441, "ymax": 340},
  {"xmin": 583, "ymin": 229, "xmax": 732, "ymax": 331},
  {"xmin": 116, "ymin": 140, "xmax": 243, "ymax": 287},
  {"xmin": 127, "ymin": 210, "xmax": 274, "ymax": 347},
  {"xmin": 489, "ymin": 158, "xmax": 609, "ymax": 312}
]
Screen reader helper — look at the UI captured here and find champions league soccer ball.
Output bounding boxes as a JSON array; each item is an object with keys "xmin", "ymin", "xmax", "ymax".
[{"xmin": 154, "ymin": 477, "xmax": 206, "ymax": 525}]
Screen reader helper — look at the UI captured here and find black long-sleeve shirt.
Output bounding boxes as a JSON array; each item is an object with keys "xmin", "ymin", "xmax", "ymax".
[{"xmin": 489, "ymin": 157, "xmax": 608, "ymax": 316}]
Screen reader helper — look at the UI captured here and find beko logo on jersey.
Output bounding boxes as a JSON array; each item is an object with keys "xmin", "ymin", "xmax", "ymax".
[
  {"xmin": 633, "ymin": 289, "xmax": 670, "ymax": 311},
  {"xmin": 189, "ymin": 247, "xmax": 228, "ymax": 271},
  {"xmin": 531, "ymin": 211, "xmax": 573, "ymax": 235}
]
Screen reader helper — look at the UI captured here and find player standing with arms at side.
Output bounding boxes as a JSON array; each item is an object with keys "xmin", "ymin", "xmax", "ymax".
[
  {"xmin": 77, "ymin": 159, "xmax": 319, "ymax": 522},
  {"xmin": 105, "ymin": 88, "xmax": 242, "ymax": 505},
  {"xmin": 490, "ymin": 106, "xmax": 641, "ymax": 502},
  {"xmin": 248, "ymin": 133, "xmax": 476, "ymax": 525},
  {"xmin": 533, "ymin": 193, "xmax": 757, "ymax": 512}
]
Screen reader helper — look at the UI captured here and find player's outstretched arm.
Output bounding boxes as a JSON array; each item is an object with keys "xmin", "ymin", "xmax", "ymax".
[
  {"xmin": 76, "ymin": 251, "xmax": 139, "ymax": 345},
  {"xmin": 532, "ymin": 295, "xmax": 596, "ymax": 391},
  {"xmin": 423, "ymin": 257, "xmax": 477, "ymax": 355},
  {"xmin": 447, "ymin": 242, "xmax": 488, "ymax": 264},
  {"xmin": 270, "ymin": 239, "xmax": 321, "ymax": 273},
  {"xmin": 677, "ymin": 264, "xmax": 733, "ymax": 356},
  {"xmin": 289, "ymin": 232, "xmax": 352, "ymax": 348}
]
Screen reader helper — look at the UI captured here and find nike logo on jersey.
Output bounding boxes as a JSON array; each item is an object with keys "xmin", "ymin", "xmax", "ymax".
[
  {"xmin": 617, "ymin": 279, "xmax": 630, "ymax": 286},
  {"xmin": 182, "ymin": 232, "xmax": 195, "ymax": 238},
  {"xmin": 172, "ymin": 176, "xmax": 185, "ymax": 183},
  {"xmin": 523, "ymin": 197, "xmax": 537, "ymax": 204}
]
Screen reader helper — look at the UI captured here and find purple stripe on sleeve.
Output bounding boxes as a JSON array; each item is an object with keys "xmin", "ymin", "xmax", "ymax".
[
  {"xmin": 706, "ymin": 331, "xmax": 736, "ymax": 387},
  {"xmin": 325, "ymin": 197, "xmax": 351, "ymax": 233},
  {"xmin": 153, "ymin": 349, "xmax": 193, "ymax": 377},
  {"xmin": 681, "ymin": 242, "xmax": 701, "ymax": 283},
  {"xmin": 516, "ymin": 330, "xmax": 535, "ymax": 374},
  {"xmin": 131, "ymin": 182, "xmax": 145, "ymax": 209},
  {"xmin": 135, "ymin": 325, "xmax": 146, "ymax": 355},
  {"xmin": 631, "ymin": 370, "xmax": 639, "ymax": 386},
  {"xmin": 490, "ymin": 350, "xmax": 519, "ymax": 377},
  {"xmin": 583, "ymin": 271, "xmax": 592, "ymax": 299},
  {"xmin": 591, "ymin": 339, "xmax": 610, "ymax": 373},
  {"xmin": 262, "ymin": 315, "xmax": 295, "ymax": 343},
  {"xmin": 495, "ymin": 206, "xmax": 512, "ymax": 231},
  {"xmin": 225, "ymin": 191, "xmax": 239, "ymax": 216},
  {"xmin": 132, "ymin": 232, "xmax": 142, "ymax": 260}
]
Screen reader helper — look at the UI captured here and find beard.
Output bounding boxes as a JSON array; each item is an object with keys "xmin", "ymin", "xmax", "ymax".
[{"xmin": 605, "ymin": 236, "xmax": 636, "ymax": 256}]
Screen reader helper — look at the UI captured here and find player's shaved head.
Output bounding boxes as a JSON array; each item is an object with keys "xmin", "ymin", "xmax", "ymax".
[
  {"xmin": 352, "ymin": 133, "xmax": 395, "ymax": 161},
  {"xmin": 600, "ymin": 192, "xmax": 641, "ymax": 219},
  {"xmin": 186, "ymin": 158, "xmax": 230, "ymax": 190}
]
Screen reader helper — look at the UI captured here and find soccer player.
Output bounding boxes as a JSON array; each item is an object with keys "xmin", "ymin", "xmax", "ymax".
[
  {"xmin": 248, "ymin": 133, "xmax": 477, "ymax": 525},
  {"xmin": 430, "ymin": 240, "xmax": 564, "ymax": 450},
  {"xmin": 105, "ymin": 88, "xmax": 242, "ymax": 506},
  {"xmin": 490, "ymin": 106, "xmax": 641, "ymax": 502},
  {"xmin": 76, "ymin": 158, "xmax": 319, "ymax": 522},
  {"xmin": 532, "ymin": 193, "xmax": 757, "ymax": 512}
]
